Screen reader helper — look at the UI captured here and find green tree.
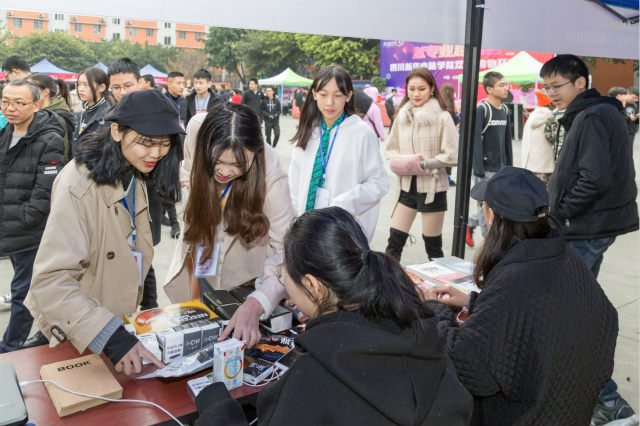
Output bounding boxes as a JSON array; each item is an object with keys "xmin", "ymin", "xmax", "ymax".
[
  {"xmin": 296, "ymin": 35, "xmax": 379, "ymax": 80},
  {"xmin": 204, "ymin": 27, "xmax": 247, "ymax": 83},
  {"xmin": 85, "ymin": 39, "xmax": 177, "ymax": 72},
  {"xmin": 11, "ymin": 32, "xmax": 97, "ymax": 72},
  {"xmin": 0, "ymin": 25, "xmax": 11, "ymax": 60},
  {"xmin": 165, "ymin": 49, "xmax": 207, "ymax": 80},
  {"xmin": 238, "ymin": 30, "xmax": 308, "ymax": 78}
]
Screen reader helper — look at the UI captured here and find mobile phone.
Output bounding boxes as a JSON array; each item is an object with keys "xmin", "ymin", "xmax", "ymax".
[
  {"xmin": 0, "ymin": 363, "xmax": 28, "ymax": 426},
  {"xmin": 274, "ymin": 348, "xmax": 302, "ymax": 372}
]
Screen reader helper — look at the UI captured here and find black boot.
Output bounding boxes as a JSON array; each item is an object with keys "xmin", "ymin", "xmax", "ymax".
[
  {"xmin": 386, "ymin": 228, "xmax": 409, "ymax": 261},
  {"xmin": 423, "ymin": 235, "xmax": 444, "ymax": 261},
  {"xmin": 22, "ymin": 330, "xmax": 49, "ymax": 349}
]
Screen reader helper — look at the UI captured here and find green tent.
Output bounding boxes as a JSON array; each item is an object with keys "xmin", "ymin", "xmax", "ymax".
[
  {"xmin": 457, "ymin": 51, "xmax": 544, "ymax": 85},
  {"xmin": 258, "ymin": 68, "xmax": 312, "ymax": 86}
]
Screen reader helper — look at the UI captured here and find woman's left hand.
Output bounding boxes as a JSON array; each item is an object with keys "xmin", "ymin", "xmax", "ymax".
[{"xmin": 420, "ymin": 285, "xmax": 469, "ymax": 308}]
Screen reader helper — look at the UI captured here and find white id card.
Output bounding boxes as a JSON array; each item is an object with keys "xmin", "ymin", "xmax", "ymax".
[
  {"xmin": 194, "ymin": 242, "xmax": 220, "ymax": 278},
  {"xmin": 131, "ymin": 249, "xmax": 144, "ymax": 287},
  {"xmin": 314, "ymin": 187, "xmax": 331, "ymax": 209}
]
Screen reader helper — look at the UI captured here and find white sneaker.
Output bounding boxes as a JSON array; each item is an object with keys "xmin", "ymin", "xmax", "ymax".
[{"xmin": 0, "ymin": 293, "xmax": 11, "ymax": 304}]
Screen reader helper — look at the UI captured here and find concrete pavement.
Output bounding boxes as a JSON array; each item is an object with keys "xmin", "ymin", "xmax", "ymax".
[{"xmin": 1, "ymin": 114, "xmax": 637, "ymax": 409}]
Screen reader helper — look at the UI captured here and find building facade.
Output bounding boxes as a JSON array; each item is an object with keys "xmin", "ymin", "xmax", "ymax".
[{"xmin": 1, "ymin": 9, "xmax": 207, "ymax": 49}]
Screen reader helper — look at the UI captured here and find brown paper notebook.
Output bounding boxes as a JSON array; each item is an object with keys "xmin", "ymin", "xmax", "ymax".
[{"xmin": 39, "ymin": 353, "xmax": 123, "ymax": 417}]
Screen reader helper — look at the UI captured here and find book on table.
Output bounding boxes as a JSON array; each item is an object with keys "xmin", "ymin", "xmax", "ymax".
[{"xmin": 406, "ymin": 257, "xmax": 480, "ymax": 294}]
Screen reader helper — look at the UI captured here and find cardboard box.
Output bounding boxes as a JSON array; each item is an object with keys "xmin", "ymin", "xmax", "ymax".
[
  {"xmin": 124, "ymin": 300, "xmax": 217, "ymax": 334},
  {"xmin": 213, "ymin": 339, "xmax": 245, "ymax": 390}
]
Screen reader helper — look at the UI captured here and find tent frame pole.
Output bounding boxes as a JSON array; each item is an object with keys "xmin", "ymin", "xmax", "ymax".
[{"xmin": 452, "ymin": 0, "xmax": 485, "ymax": 259}]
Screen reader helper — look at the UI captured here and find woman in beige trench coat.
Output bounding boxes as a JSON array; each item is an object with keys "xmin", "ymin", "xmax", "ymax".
[{"xmin": 25, "ymin": 90, "xmax": 184, "ymax": 375}]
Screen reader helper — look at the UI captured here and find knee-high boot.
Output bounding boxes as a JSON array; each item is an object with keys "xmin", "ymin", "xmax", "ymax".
[
  {"xmin": 386, "ymin": 228, "xmax": 409, "ymax": 261},
  {"xmin": 423, "ymin": 235, "xmax": 444, "ymax": 261}
]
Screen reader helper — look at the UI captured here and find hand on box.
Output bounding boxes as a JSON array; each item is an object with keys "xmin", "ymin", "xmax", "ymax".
[
  {"xmin": 219, "ymin": 297, "xmax": 264, "ymax": 348},
  {"xmin": 422, "ymin": 285, "xmax": 469, "ymax": 308},
  {"xmin": 115, "ymin": 341, "xmax": 164, "ymax": 376}
]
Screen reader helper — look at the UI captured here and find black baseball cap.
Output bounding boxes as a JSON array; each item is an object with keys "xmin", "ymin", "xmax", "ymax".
[
  {"xmin": 104, "ymin": 89, "xmax": 185, "ymax": 136},
  {"xmin": 470, "ymin": 167, "xmax": 549, "ymax": 222}
]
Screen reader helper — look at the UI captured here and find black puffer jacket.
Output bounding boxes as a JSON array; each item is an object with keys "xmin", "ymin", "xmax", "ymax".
[
  {"xmin": 549, "ymin": 88, "xmax": 638, "ymax": 239},
  {"xmin": 427, "ymin": 234, "xmax": 618, "ymax": 426},
  {"xmin": 196, "ymin": 311, "xmax": 473, "ymax": 426},
  {"xmin": 0, "ymin": 109, "xmax": 65, "ymax": 255},
  {"xmin": 71, "ymin": 98, "xmax": 111, "ymax": 158}
]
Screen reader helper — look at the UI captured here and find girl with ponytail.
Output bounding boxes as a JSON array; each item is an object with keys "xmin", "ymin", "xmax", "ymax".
[{"xmin": 235, "ymin": 207, "xmax": 471, "ymax": 425}]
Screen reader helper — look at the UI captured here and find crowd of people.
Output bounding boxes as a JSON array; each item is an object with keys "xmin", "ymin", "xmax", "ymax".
[{"xmin": 0, "ymin": 51, "xmax": 638, "ymax": 426}]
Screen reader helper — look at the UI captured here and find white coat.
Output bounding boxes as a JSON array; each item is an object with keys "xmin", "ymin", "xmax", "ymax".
[
  {"xmin": 521, "ymin": 107, "xmax": 555, "ymax": 174},
  {"xmin": 288, "ymin": 114, "xmax": 390, "ymax": 241}
]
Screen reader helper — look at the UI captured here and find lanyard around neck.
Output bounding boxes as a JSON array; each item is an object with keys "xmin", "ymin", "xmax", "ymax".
[
  {"xmin": 196, "ymin": 94, "xmax": 210, "ymax": 110},
  {"xmin": 221, "ymin": 182, "xmax": 232, "ymax": 210},
  {"xmin": 319, "ymin": 121, "xmax": 343, "ymax": 182},
  {"xmin": 121, "ymin": 176, "xmax": 136, "ymax": 245}
]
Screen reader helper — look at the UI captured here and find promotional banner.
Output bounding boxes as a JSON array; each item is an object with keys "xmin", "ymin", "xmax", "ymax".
[{"xmin": 380, "ymin": 40, "xmax": 554, "ymax": 104}]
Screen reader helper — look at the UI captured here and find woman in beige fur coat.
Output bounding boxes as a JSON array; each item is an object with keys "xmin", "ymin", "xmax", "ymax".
[{"xmin": 385, "ymin": 68, "xmax": 458, "ymax": 261}]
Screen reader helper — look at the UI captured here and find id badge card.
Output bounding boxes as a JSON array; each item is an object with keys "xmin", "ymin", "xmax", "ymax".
[
  {"xmin": 314, "ymin": 187, "xmax": 331, "ymax": 209},
  {"xmin": 194, "ymin": 242, "xmax": 220, "ymax": 278},
  {"xmin": 179, "ymin": 118, "xmax": 186, "ymax": 131},
  {"xmin": 131, "ymin": 249, "xmax": 144, "ymax": 287}
]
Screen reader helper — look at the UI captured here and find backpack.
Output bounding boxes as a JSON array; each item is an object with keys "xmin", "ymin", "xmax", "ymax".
[{"xmin": 479, "ymin": 100, "xmax": 508, "ymax": 134}]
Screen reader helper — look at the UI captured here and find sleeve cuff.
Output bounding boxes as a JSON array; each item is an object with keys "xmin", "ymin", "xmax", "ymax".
[
  {"xmin": 247, "ymin": 291, "xmax": 274, "ymax": 321},
  {"xmin": 88, "ymin": 317, "xmax": 123, "ymax": 354}
]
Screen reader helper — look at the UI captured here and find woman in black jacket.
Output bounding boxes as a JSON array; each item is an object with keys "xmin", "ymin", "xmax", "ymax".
[
  {"xmin": 195, "ymin": 207, "xmax": 472, "ymax": 426},
  {"xmin": 423, "ymin": 167, "xmax": 618, "ymax": 426},
  {"xmin": 71, "ymin": 67, "xmax": 114, "ymax": 157}
]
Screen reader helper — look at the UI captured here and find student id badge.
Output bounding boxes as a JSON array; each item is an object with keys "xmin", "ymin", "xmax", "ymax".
[
  {"xmin": 194, "ymin": 242, "xmax": 221, "ymax": 278},
  {"xmin": 314, "ymin": 187, "xmax": 331, "ymax": 209},
  {"xmin": 131, "ymin": 249, "xmax": 144, "ymax": 287}
]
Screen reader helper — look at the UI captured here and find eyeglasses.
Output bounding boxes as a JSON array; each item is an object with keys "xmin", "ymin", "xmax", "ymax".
[
  {"xmin": 275, "ymin": 265, "xmax": 288, "ymax": 286},
  {"xmin": 541, "ymin": 80, "xmax": 574, "ymax": 95},
  {"xmin": 1, "ymin": 100, "xmax": 34, "ymax": 109},
  {"xmin": 110, "ymin": 83, "xmax": 137, "ymax": 92}
]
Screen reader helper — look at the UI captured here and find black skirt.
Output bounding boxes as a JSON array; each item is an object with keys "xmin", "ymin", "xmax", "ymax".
[{"xmin": 397, "ymin": 176, "xmax": 447, "ymax": 213}]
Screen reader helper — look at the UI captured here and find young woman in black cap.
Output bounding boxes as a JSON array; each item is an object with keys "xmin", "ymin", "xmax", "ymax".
[
  {"xmin": 25, "ymin": 90, "xmax": 184, "ymax": 375},
  {"xmin": 422, "ymin": 167, "xmax": 618, "ymax": 426}
]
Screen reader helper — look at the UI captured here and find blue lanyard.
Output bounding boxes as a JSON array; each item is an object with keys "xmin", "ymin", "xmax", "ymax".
[
  {"xmin": 121, "ymin": 176, "xmax": 136, "ymax": 244},
  {"xmin": 166, "ymin": 93, "xmax": 181, "ymax": 111},
  {"xmin": 220, "ymin": 182, "xmax": 232, "ymax": 209},
  {"xmin": 196, "ymin": 94, "xmax": 209, "ymax": 111},
  {"xmin": 319, "ymin": 123, "xmax": 341, "ymax": 182}
]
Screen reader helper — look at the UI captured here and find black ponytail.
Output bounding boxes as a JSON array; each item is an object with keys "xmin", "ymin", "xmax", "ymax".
[{"xmin": 283, "ymin": 207, "xmax": 432, "ymax": 327}]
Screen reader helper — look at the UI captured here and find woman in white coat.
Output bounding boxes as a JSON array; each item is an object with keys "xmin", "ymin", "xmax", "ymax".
[
  {"xmin": 288, "ymin": 65, "xmax": 389, "ymax": 241},
  {"xmin": 521, "ymin": 91, "xmax": 556, "ymax": 185}
]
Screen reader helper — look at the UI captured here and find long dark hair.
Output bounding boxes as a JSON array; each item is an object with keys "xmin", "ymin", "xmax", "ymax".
[
  {"xmin": 74, "ymin": 125, "xmax": 183, "ymax": 203},
  {"xmin": 78, "ymin": 67, "xmax": 114, "ymax": 106},
  {"xmin": 27, "ymin": 73, "xmax": 71, "ymax": 106},
  {"xmin": 183, "ymin": 103, "xmax": 269, "ymax": 261},
  {"xmin": 291, "ymin": 65, "xmax": 356, "ymax": 150},
  {"xmin": 473, "ymin": 214, "xmax": 551, "ymax": 288},
  {"xmin": 284, "ymin": 207, "xmax": 432, "ymax": 327},
  {"xmin": 395, "ymin": 68, "xmax": 448, "ymax": 117}
]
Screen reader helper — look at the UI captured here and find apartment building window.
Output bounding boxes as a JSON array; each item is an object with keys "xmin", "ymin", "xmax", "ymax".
[
  {"xmin": 34, "ymin": 20, "xmax": 44, "ymax": 30},
  {"xmin": 195, "ymin": 32, "xmax": 202, "ymax": 41},
  {"xmin": 178, "ymin": 31, "xmax": 186, "ymax": 40},
  {"xmin": 54, "ymin": 29, "xmax": 64, "ymax": 33},
  {"xmin": 113, "ymin": 33, "xmax": 121, "ymax": 40},
  {"xmin": 146, "ymin": 28, "xmax": 154, "ymax": 37},
  {"xmin": 13, "ymin": 18, "xmax": 22, "ymax": 29},
  {"xmin": 54, "ymin": 13, "xmax": 64, "ymax": 20},
  {"xmin": 93, "ymin": 24, "xmax": 101, "ymax": 34},
  {"xmin": 164, "ymin": 36, "xmax": 171, "ymax": 45},
  {"xmin": 129, "ymin": 27, "xmax": 137, "ymax": 36},
  {"xmin": 164, "ymin": 22, "xmax": 171, "ymax": 29},
  {"xmin": 112, "ymin": 18, "xmax": 120, "ymax": 25},
  {"xmin": 74, "ymin": 23, "xmax": 82, "ymax": 32}
]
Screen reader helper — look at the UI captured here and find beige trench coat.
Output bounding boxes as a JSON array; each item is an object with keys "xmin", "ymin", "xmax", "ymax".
[
  {"xmin": 164, "ymin": 113, "xmax": 295, "ymax": 318},
  {"xmin": 25, "ymin": 161, "xmax": 153, "ymax": 353},
  {"xmin": 386, "ymin": 98, "xmax": 459, "ymax": 209}
]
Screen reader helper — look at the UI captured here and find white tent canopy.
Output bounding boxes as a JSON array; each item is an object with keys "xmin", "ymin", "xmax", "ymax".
[{"xmin": 5, "ymin": 0, "xmax": 638, "ymax": 59}]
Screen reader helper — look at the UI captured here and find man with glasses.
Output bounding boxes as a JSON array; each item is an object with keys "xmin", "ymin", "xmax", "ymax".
[
  {"xmin": 108, "ymin": 58, "xmax": 140, "ymax": 102},
  {"xmin": 541, "ymin": 54, "xmax": 638, "ymax": 426},
  {"xmin": 2, "ymin": 56, "xmax": 31, "ymax": 82},
  {"xmin": 0, "ymin": 80, "xmax": 64, "ymax": 352}
]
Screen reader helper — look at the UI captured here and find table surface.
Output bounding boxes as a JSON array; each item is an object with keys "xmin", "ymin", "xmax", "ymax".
[{"xmin": 1, "ymin": 342, "xmax": 260, "ymax": 426}]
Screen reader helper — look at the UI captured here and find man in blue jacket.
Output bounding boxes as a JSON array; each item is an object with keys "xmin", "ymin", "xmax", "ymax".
[{"xmin": 541, "ymin": 54, "xmax": 639, "ymax": 426}]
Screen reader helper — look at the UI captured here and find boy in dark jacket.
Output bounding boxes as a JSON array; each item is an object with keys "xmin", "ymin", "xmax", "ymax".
[
  {"xmin": 183, "ymin": 69, "xmax": 224, "ymax": 127},
  {"xmin": 467, "ymin": 71, "xmax": 512, "ymax": 245},
  {"xmin": 0, "ymin": 80, "xmax": 65, "ymax": 352},
  {"xmin": 542, "ymin": 54, "xmax": 639, "ymax": 426},
  {"xmin": 241, "ymin": 78, "xmax": 264, "ymax": 123},
  {"xmin": 261, "ymin": 86, "xmax": 281, "ymax": 147}
]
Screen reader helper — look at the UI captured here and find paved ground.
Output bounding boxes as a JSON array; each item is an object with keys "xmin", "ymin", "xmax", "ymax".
[{"xmin": 1, "ymin": 115, "xmax": 638, "ymax": 409}]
